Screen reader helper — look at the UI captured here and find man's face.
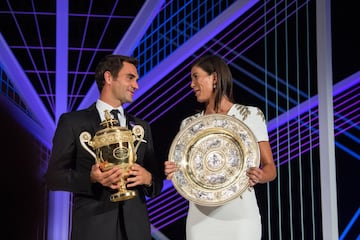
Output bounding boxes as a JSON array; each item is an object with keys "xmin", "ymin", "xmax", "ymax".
[{"xmin": 111, "ymin": 61, "xmax": 139, "ymax": 105}]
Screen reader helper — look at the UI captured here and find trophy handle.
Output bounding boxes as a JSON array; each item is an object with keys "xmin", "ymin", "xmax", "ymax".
[
  {"xmin": 132, "ymin": 125, "xmax": 147, "ymax": 152},
  {"xmin": 79, "ymin": 131, "xmax": 96, "ymax": 160}
]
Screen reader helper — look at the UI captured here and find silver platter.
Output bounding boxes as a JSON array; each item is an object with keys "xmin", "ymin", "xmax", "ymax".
[{"xmin": 168, "ymin": 114, "xmax": 260, "ymax": 206}]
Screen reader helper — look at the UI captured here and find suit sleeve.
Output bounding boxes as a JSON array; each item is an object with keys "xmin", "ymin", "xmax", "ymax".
[
  {"xmin": 44, "ymin": 113, "xmax": 95, "ymax": 195},
  {"xmin": 140, "ymin": 122, "xmax": 163, "ymax": 198}
]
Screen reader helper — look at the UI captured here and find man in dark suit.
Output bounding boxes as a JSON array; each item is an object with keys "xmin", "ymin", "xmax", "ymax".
[{"xmin": 45, "ymin": 54, "xmax": 163, "ymax": 240}]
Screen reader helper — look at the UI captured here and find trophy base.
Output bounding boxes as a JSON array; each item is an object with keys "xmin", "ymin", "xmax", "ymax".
[{"xmin": 110, "ymin": 190, "xmax": 136, "ymax": 202}]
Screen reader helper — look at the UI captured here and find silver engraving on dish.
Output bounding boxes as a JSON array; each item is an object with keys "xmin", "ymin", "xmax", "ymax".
[{"xmin": 168, "ymin": 114, "xmax": 260, "ymax": 206}]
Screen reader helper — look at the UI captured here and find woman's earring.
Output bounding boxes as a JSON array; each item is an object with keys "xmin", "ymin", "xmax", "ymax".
[{"xmin": 213, "ymin": 84, "xmax": 217, "ymax": 89}]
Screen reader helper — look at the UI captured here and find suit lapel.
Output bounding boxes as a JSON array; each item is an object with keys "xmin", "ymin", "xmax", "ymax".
[
  {"xmin": 124, "ymin": 111, "xmax": 136, "ymax": 130},
  {"xmin": 86, "ymin": 103, "xmax": 102, "ymax": 133}
]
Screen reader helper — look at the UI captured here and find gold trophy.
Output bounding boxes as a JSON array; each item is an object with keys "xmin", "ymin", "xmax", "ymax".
[{"xmin": 79, "ymin": 110, "xmax": 146, "ymax": 202}]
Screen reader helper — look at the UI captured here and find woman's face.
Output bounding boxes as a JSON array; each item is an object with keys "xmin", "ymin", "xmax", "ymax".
[{"xmin": 190, "ymin": 66, "xmax": 215, "ymax": 103}]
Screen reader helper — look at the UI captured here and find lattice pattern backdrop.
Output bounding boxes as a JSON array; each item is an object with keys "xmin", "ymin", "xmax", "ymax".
[{"xmin": 0, "ymin": 0, "xmax": 359, "ymax": 239}]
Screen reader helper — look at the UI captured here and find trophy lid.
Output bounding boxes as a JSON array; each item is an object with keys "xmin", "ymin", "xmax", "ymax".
[{"xmin": 100, "ymin": 110, "xmax": 119, "ymax": 128}]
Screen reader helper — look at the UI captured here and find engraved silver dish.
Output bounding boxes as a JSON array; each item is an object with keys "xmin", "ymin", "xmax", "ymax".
[{"xmin": 168, "ymin": 114, "xmax": 260, "ymax": 206}]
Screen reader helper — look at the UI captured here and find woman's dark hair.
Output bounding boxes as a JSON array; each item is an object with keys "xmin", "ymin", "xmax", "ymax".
[
  {"xmin": 192, "ymin": 55, "xmax": 234, "ymax": 112},
  {"xmin": 94, "ymin": 54, "xmax": 138, "ymax": 91}
]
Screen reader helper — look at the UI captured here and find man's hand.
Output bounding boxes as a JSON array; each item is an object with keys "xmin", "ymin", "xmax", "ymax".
[{"xmin": 90, "ymin": 163, "xmax": 123, "ymax": 189}]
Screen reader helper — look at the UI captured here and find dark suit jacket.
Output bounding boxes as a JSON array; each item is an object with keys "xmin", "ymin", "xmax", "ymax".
[{"xmin": 45, "ymin": 103, "xmax": 163, "ymax": 240}]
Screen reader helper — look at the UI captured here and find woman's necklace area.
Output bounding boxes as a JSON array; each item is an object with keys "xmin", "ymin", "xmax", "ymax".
[{"xmin": 205, "ymin": 102, "xmax": 233, "ymax": 115}]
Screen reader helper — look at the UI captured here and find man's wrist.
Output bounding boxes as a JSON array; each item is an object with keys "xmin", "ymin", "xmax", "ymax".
[
  {"xmin": 145, "ymin": 174, "xmax": 153, "ymax": 187},
  {"xmin": 145, "ymin": 182, "xmax": 152, "ymax": 187}
]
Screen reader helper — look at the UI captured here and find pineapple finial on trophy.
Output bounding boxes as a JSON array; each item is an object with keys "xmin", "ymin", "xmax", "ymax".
[{"xmin": 100, "ymin": 109, "xmax": 118, "ymax": 128}]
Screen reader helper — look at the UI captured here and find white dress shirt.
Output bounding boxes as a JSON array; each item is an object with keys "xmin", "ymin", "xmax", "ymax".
[{"xmin": 96, "ymin": 99, "xmax": 126, "ymax": 127}]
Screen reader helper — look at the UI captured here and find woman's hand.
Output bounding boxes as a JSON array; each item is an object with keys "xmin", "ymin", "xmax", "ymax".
[
  {"xmin": 246, "ymin": 141, "xmax": 277, "ymax": 187},
  {"xmin": 246, "ymin": 167, "xmax": 263, "ymax": 186},
  {"xmin": 164, "ymin": 161, "xmax": 178, "ymax": 180}
]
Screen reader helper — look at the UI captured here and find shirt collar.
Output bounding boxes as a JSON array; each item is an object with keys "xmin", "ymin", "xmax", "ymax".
[{"xmin": 96, "ymin": 99, "xmax": 124, "ymax": 121}]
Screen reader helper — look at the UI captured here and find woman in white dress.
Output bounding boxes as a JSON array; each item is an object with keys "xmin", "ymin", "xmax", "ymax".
[{"xmin": 164, "ymin": 55, "xmax": 277, "ymax": 239}]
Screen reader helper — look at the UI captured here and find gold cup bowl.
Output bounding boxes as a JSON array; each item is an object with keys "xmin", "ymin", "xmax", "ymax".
[{"xmin": 79, "ymin": 110, "xmax": 145, "ymax": 202}]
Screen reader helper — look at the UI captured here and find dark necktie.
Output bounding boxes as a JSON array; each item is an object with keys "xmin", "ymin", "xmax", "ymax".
[{"xmin": 110, "ymin": 109, "xmax": 120, "ymax": 126}]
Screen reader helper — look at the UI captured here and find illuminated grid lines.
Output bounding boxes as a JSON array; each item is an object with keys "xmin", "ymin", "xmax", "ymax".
[
  {"xmin": 134, "ymin": 0, "xmax": 237, "ymax": 76},
  {"xmin": 1, "ymin": 0, "xmax": 359, "ymax": 238}
]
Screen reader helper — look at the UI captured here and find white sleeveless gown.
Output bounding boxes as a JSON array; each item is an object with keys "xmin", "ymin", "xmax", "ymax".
[{"xmin": 180, "ymin": 104, "xmax": 269, "ymax": 240}]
